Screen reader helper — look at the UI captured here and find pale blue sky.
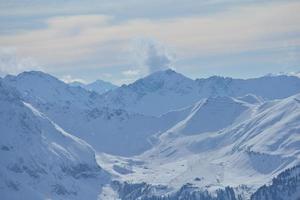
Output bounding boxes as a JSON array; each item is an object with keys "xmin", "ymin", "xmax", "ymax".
[{"xmin": 0, "ymin": 0, "xmax": 299, "ymax": 85}]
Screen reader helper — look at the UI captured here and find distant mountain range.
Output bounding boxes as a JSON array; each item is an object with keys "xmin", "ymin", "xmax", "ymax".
[
  {"xmin": 1, "ymin": 69, "xmax": 300, "ymax": 199},
  {"xmin": 99, "ymin": 69, "xmax": 300, "ymax": 116},
  {"xmin": 70, "ymin": 79, "xmax": 118, "ymax": 94}
]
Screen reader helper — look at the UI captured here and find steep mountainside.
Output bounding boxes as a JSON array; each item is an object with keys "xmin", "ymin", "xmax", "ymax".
[{"xmin": 0, "ymin": 81, "xmax": 110, "ymax": 200}]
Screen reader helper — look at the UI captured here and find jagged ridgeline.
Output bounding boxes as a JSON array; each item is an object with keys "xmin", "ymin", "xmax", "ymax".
[{"xmin": 1, "ymin": 70, "xmax": 300, "ymax": 200}]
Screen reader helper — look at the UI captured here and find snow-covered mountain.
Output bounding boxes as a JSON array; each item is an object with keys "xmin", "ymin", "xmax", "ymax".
[
  {"xmin": 2, "ymin": 69, "xmax": 300, "ymax": 199},
  {"xmin": 0, "ymin": 80, "xmax": 110, "ymax": 200},
  {"xmin": 4, "ymin": 71, "xmax": 99, "ymax": 109},
  {"xmin": 195, "ymin": 75, "xmax": 300, "ymax": 100},
  {"xmin": 100, "ymin": 69, "xmax": 200, "ymax": 116},
  {"xmin": 3, "ymin": 71, "xmax": 181, "ymax": 156},
  {"xmin": 97, "ymin": 94, "xmax": 300, "ymax": 199},
  {"xmin": 100, "ymin": 69, "xmax": 300, "ymax": 116},
  {"xmin": 70, "ymin": 79, "xmax": 118, "ymax": 94}
]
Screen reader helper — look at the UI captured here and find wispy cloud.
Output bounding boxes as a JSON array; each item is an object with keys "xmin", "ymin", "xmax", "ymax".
[
  {"xmin": 0, "ymin": 0, "xmax": 299, "ymax": 82},
  {"xmin": 1, "ymin": 1, "xmax": 299, "ymax": 60}
]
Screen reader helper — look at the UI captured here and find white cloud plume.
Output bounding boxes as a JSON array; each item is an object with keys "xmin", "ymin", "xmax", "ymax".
[{"xmin": 132, "ymin": 38, "xmax": 175, "ymax": 74}]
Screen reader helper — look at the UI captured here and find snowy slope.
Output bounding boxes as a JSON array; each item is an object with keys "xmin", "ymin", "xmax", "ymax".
[
  {"xmin": 171, "ymin": 96, "xmax": 250, "ymax": 135},
  {"xmin": 223, "ymin": 95, "xmax": 300, "ymax": 156},
  {"xmin": 100, "ymin": 69, "xmax": 300, "ymax": 116},
  {"xmin": 70, "ymin": 79, "xmax": 118, "ymax": 94},
  {"xmin": 151, "ymin": 93, "xmax": 299, "ymax": 177},
  {"xmin": 96, "ymin": 94, "xmax": 300, "ymax": 199},
  {"xmin": 0, "ymin": 81, "xmax": 110, "ymax": 200}
]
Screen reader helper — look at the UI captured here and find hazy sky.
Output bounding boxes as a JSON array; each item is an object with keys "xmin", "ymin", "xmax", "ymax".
[{"xmin": 0, "ymin": 0, "xmax": 299, "ymax": 85}]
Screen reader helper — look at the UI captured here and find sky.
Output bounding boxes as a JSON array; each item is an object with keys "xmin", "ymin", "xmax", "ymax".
[{"xmin": 0, "ymin": 0, "xmax": 299, "ymax": 85}]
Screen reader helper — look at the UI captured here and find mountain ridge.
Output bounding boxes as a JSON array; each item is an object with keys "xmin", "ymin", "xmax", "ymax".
[
  {"xmin": 100, "ymin": 69, "xmax": 300, "ymax": 116},
  {"xmin": 1, "ymin": 69, "xmax": 300, "ymax": 199},
  {"xmin": 70, "ymin": 79, "xmax": 118, "ymax": 94}
]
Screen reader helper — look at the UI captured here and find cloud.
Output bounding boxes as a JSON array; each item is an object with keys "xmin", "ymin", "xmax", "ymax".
[
  {"xmin": 283, "ymin": 71, "xmax": 300, "ymax": 78},
  {"xmin": 1, "ymin": 1, "xmax": 299, "ymax": 64},
  {"xmin": 132, "ymin": 38, "xmax": 175, "ymax": 73},
  {"xmin": 0, "ymin": 1, "xmax": 300, "ymax": 82},
  {"xmin": 290, "ymin": 71, "xmax": 300, "ymax": 78},
  {"xmin": 122, "ymin": 69, "xmax": 140, "ymax": 76},
  {"xmin": 0, "ymin": 47, "xmax": 39, "ymax": 76},
  {"xmin": 61, "ymin": 74, "xmax": 86, "ymax": 83},
  {"xmin": 0, "ymin": 0, "xmax": 262, "ymax": 19}
]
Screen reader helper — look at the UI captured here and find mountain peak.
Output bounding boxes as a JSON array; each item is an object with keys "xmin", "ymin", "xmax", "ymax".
[
  {"xmin": 147, "ymin": 68, "xmax": 182, "ymax": 78},
  {"xmin": 70, "ymin": 81, "xmax": 85, "ymax": 86},
  {"xmin": 89, "ymin": 79, "xmax": 117, "ymax": 88},
  {"xmin": 17, "ymin": 70, "xmax": 53, "ymax": 78},
  {"xmin": 126, "ymin": 68, "xmax": 195, "ymax": 95},
  {"xmin": 70, "ymin": 79, "xmax": 117, "ymax": 94},
  {"xmin": 5, "ymin": 70, "xmax": 62, "ymax": 85},
  {"xmin": 136, "ymin": 68, "xmax": 193, "ymax": 86},
  {"xmin": 160, "ymin": 68, "xmax": 176, "ymax": 74}
]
